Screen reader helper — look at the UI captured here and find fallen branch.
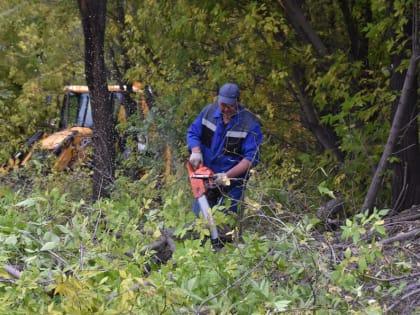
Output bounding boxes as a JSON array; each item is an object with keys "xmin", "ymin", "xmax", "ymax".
[
  {"xmin": 15, "ymin": 228, "xmax": 78, "ymax": 279},
  {"xmin": 0, "ymin": 277, "xmax": 14, "ymax": 284},
  {"xmin": 3, "ymin": 264, "xmax": 21, "ymax": 279},
  {"xmin": 385, "ymin": 210, "xmax": 420, "ymax": 224},
  {"xmin": 387, "ymin": 287, "xmax": 420, "ymax": 313},
  {"xmin": 363, "ymin": 272, "xmax": 420, "ymax": 282},
  {"xmin": 125, "ymin": 228, "xmax": 176, "ymax": 262},
  {"xmin": 166, "ymin": 236, "xmax": 176, "ymax": 254},
  {"xmin": 3, "ymin": 264, "xmax": 55, "ymax": 287},
  {"xmin": 380, "ymin": 228, "xmax": 420, "ymax": 245},
  {"xmin": 142, "ymin": 237, "xmax": 169, "ymax": 253}
]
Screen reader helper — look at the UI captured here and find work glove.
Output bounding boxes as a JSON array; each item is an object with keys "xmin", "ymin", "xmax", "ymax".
[
  {"xmin": 214, "ymin": 172, "xmax": 230, "ymax": 186},
  {"xmin": 189, "ymin": 151, "xmax": 203, "ymax": 169}
]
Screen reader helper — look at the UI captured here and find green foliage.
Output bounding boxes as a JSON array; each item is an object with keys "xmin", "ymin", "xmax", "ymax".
[
  {"xmin": 0, "ymin": 0, "xmax": 418, "ymax": 313},
  {"xmin": 331, "ymin": 209, "xmax": 390, "ymax": 299},
  {"xmin": 2, "ymin": 0, "xmax": 415, "ymax": 213},
  {"xmin": 307, "ymin": 48, "xmax": 396, "ymax": 207},
  {"xmin": 0, "ymin": 0, "xmax": 83, "ymax": 157},
  {"xmin": 0, "ymin": 166, "xmax": 413, "ymax": 314}
]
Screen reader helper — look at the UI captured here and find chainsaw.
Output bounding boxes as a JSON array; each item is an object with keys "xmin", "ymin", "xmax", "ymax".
[{"xmin": 186, "ymin": 161, "xmax": 220, "ymax": 241}]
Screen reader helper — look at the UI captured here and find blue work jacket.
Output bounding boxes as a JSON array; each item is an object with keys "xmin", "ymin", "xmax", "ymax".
[{"xmin": 187, "ymin": 102, "xmax": 263, "ymax": 180}]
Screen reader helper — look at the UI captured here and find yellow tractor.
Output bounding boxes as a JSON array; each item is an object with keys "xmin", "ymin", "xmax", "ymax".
[{"xmin": 1, "ymin": 83, "xmax": 146, "ymax": 172}]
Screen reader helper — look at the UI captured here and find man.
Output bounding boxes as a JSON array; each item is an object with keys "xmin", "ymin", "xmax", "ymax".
[{"xmin": 187, "ymin": 82, "xmax": 263, "ymax": 220}]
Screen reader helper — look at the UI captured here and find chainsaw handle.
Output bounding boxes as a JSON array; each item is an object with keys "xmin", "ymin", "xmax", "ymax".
[
  {"xmin": 186, "ymin": 160, "xmax": 195, "ymax": 175},
  {"xmin": 186, "ymin": 160, "xmax": 205, "ymax": 171}
]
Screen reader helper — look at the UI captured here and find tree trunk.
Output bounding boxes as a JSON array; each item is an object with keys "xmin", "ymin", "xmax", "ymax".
[
  {"xmin": 279, "ymin": 0, "xmax": 344, "ymax": 161},
  {"xmin": 78, "ymin": 0, "xmax": 115, "ymax": 200},
  {"xmin": 336, "ymin": 0, "xmax": 370, "ymax": 63},
  {"xmin": 390, "ymin": 55, "xmax": 420, "ymax": 211},
  {"xmin": 361, "ymin": 53, "xmax": 419, "ymax": 212},
  {"xmin": 289, "ymin": 67, "xmax": 344, "ymax": 161},
  {"xmin": 109, "ymin": 1, "xmax": 137, "ymax": 116},
  {"xmin": 279, "ymin": 0, "xmax": 328, "ymax": 56}
]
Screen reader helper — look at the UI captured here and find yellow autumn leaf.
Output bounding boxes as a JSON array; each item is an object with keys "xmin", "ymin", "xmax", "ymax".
[{"xmin": 153, "ymin": 228, "xmax": 161, "ymax": 239}]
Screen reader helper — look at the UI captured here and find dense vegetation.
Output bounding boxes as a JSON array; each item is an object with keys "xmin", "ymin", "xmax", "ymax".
[{"xmin": 0, "ymin": 0, "xmax": 419, "ymax": 314}]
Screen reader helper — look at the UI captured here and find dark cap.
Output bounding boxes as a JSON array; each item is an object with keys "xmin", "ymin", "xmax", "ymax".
[{"xmin": 218, "ymin": 83, "xmax": 240, "ymax": 106}]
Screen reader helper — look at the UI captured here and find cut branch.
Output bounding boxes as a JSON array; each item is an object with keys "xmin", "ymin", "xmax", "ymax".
[{"xmin": 3, "ymin": 264, "xmax": 21, "ymax": 279}]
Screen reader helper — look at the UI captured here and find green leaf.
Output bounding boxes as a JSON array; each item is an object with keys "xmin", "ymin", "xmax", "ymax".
[
  {"xmin": 4, "ymin": 234, "xmax": 18, "ymax": 246},
  {"xmin": 15, "ymin": 197, "xmax": 46, "ymax": 208},
  {"xmin": 352, "ymin": 232, "xmax": 360, "ymax": 244},
  {"xmin": 40, "ymin": 241, "xmax": 58, "ymax": 251},
  {"xmin": 345, "ymin": 247, "xmax": 352, "ymax": 259},
  {"xmin": 358, "ymin": 256, "xmax": 367, "ymax": 273},
  {"xmin": 272, "ymin": 299, "xmax": 290, "ymax": 312},
  {"xmin": 378, "ymin": 209, "xmax": 390, "ymax": 217},
  {"xmin": 317, "ymin": 181, "xmax": 336, "ymax": 199}
]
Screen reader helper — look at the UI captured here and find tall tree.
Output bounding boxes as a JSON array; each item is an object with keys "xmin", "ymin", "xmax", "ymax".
[
  {"xmin": 280, "ymin": 0, "xmax": 344, "ymax": 161},
  {"xmin": 389, "ymin": 4, "xmax": 420, "ymax": 212},
  {"xmin": 390, "ymin": 60, "xmax": 420, "ymax": 211},
  {"xmin": 107, "ymin": 1, "xmax": 137, "ymax": 116},
  {"xmin": 279, "ymin": 0, "xmax": 420, "ymax": 212},
  {"xmin": 363, "ymin": 2, "xmax": 420, "ymax": 212},
  {"xmin": 77, "ymin": 0, "xmax": 114, "ymax": 199},
  {"xmin": 362, "ymin": 53, "xmax": 419, "ymax": 212}
]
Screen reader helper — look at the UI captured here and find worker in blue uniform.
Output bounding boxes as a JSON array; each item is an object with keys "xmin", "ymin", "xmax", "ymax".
[{"xmin": 187, "ymin": 82, "xmax": 263, "ymax": 219}]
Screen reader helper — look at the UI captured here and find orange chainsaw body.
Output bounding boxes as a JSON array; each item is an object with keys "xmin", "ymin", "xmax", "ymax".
[{"xmin": 186, "ymin": 161, "xmax": 215, "ymax": 198}]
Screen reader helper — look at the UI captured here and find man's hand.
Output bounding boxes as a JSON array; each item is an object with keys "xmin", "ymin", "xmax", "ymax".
[
  {"xmin": 214, "ymin": 173, "xmax": 230, "ymax": 186},
  {"xmin": 189, "ymin": 151, "xmax": 203, "ymax": 169}
]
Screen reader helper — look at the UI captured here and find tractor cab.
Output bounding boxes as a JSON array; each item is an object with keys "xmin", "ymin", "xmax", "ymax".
[
  {"xmin": 1, "ymin": 83, "xmax": 144, "ymax": 172},
  {"xmin": 70, "ymin": 92, "xmax": 94, "ymax": 128},
  {"xmin": 60, "ymin": 84, "xmax": 141, "ymax": 129}
]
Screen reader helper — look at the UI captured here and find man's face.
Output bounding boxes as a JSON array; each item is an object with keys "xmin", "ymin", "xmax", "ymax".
[{"xmin": 219, "ymin": 101, "xmax": 238, "ymax": 120}]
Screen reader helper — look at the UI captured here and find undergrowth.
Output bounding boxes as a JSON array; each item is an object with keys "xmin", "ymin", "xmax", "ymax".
[{"xmin": 0, "ymin": 162, "xmax": 417, "ymax": 314}]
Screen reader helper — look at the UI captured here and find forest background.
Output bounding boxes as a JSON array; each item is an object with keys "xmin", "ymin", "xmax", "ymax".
[{"xmin": 0, "ymin": 0, "xmax": 419, "ymax": 314}]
